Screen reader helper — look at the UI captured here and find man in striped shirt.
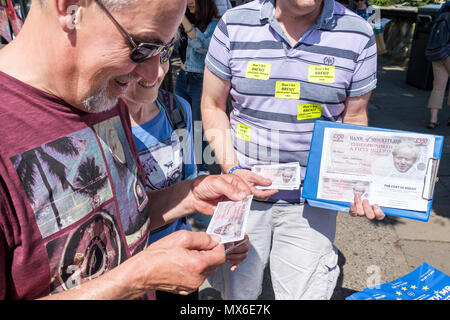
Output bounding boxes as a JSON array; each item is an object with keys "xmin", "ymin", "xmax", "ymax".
[{"xmin": 202, "ymin": 0, "xmax": 385, "ymax": 299}]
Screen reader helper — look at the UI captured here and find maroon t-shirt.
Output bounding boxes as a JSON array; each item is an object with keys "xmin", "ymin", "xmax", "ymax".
[{"xmin": 0, "ymin": 71, "xmax": 153, "ymax": 299}]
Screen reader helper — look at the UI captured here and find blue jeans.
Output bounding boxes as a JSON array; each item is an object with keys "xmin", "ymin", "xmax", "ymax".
[
  {"xmin": 175, "ymin": 70, "xmax": 209, "ymax": 172},
  {"xmin": 175, "ymin": 71, "xmax": 203, "ymax": 122}
]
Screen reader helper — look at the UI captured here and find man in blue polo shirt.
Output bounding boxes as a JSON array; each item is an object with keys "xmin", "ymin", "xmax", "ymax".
[{"xmin": 202, "ymin": 0, "xmax": 385, "ymax": 300}]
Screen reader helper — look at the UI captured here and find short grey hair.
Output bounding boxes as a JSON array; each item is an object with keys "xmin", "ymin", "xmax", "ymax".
[
  {"xmin": 39, "ymin": 0, "xmax": 138, "ymax": 11},
  {"xmin": 98, "ymin": 0, "xmax": 139, "ymax": 11},
  {"xmin": 392, "ymin": 143, "xmax": 420, "ymax": 161}
]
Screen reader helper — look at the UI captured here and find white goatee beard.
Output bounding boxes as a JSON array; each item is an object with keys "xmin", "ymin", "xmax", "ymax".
[
  {"xmin": 82, "ymin": 74, "xmax": 140, "ymax": 113},
  {"xmin": 82, "ymin": 84, "xmax": 119, "ymax": 113}
]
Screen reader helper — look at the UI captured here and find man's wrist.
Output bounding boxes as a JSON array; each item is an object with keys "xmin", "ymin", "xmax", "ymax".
[
  {"xmin": 223, "ymin": 164, "xmax": 241, "ymax": 174},
  {"xmin": 227, "ymin": 166, "xmax": 243, "ymax": 174},
  {"xmin": 187, "ymin": 177, "xmax": 202, "ymax": 213}
]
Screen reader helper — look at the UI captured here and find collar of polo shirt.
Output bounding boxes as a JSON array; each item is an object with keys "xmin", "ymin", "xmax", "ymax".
[{"xmin": 259, "ymin": 0, "xmax": 335, "ymax": 30}]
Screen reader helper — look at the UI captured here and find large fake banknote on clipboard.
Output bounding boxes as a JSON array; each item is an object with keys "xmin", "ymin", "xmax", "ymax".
[{"xmin": 302, "ymin": 121, "xmax": 444, "ymax": 222}]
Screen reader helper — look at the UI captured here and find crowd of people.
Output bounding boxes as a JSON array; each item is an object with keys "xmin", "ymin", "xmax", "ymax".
[{"xmin": 0, "ymin": 0, "xmax": 446, "ymax": 301}]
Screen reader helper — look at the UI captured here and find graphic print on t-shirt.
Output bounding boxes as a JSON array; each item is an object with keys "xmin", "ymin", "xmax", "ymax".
[
  {"xmin": 10, "ymin": 116, "xmax": 149, "ymax": 294},
  {"xmin": 139, "ymin": 131, "xmax": 183, "ymax": 190},
  {"xmin": 94, "ymin": 117, "xmax": 149, "ymax": 253},
  {"xmin": 10, "ymin": 128, "xmax": 114, "ymax": 238},
  {"xmin": 45, "ymin": 201, "xmax": 126, "ymax": 293}
]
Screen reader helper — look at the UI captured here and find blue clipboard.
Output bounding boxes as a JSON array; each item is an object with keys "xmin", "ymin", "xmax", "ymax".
[{"xmin": 302, "ymin": 120, "xmax": 444, "ymax": 222}]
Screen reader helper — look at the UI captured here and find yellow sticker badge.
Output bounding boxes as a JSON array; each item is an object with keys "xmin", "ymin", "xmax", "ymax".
[
  {"xmin": 275, "ymin": 81, "xmax": 300, "ymax": 99},
  {"xmin": 236, "ymin": 123, "xmax": 251, "ymax": 141},
  {"xmin": 245, "ymin": 62, "xmax": 271, "ymax": 80},
  {"xmin": 308, "ymin": 65, "xmax": 335, "ymax": 83},
  {"xmin": 297, "ymin": 104, "xmax": 323, "ymax": 120}
]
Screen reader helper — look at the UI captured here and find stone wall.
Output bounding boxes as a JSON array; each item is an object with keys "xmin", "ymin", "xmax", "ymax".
[{"xmin": 378, "ymin": 5, "xmax": 418, "ymax": 67}]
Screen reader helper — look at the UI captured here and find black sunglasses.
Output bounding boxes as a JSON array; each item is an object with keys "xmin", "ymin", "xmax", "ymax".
[{"xmin": 95, "ymin": 0, "xmax": 175, "ymax": 64}]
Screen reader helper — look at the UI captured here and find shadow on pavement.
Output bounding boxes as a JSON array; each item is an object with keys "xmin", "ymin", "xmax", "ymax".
[{"xmin": 331, "ymin": 250, "xmax": 357, "ymax": 300}]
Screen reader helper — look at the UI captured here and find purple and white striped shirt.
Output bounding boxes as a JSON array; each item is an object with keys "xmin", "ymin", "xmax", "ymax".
[{"xmin": 205, "ymin": 0, "xmax": 377, "ymax": 203}]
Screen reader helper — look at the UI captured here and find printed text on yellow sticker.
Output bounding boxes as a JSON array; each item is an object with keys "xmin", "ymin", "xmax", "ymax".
[
  {"xmin": 275, "ymin": 81, "xmax": 300, "ymax": 99},
  {"xmin": 297, "ymin": 104, "xmax": 323, "ymax": 120},
  {"xmin": 245, "ymin": 62, "xmax": 271, "ymax": 80},
  {"xmin": 236, "ymin": 123, "xmax": 251, "ymax": 141},
  {"xmin": 308, "ymin": 65, "xmax": 335, "ymax": 83}
]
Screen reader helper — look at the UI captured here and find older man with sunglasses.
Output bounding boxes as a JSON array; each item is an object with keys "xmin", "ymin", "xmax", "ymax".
[{"xmin": 0, "ymin": 0, "xmax": 251, "ymax": 300}]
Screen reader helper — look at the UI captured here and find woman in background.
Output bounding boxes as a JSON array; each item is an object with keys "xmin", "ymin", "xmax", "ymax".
[
  {"xmin": 425, "ymin": 1, "xmax": 450, "ymax": 129},
  {"xmin": 175, "ymin": 0, "xmax": 219, "ymax": 175}
]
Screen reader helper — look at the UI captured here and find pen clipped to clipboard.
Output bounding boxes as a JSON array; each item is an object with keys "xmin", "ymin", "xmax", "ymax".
[{"xmin": 422, "ymin": 157, "xmax": 440, "ymax": 201}]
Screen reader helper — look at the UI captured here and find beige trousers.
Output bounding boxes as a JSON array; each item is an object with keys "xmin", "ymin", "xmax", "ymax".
[{"xmin": 427, "ymin": 57, "xmax": 450, "ymax": 109}]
